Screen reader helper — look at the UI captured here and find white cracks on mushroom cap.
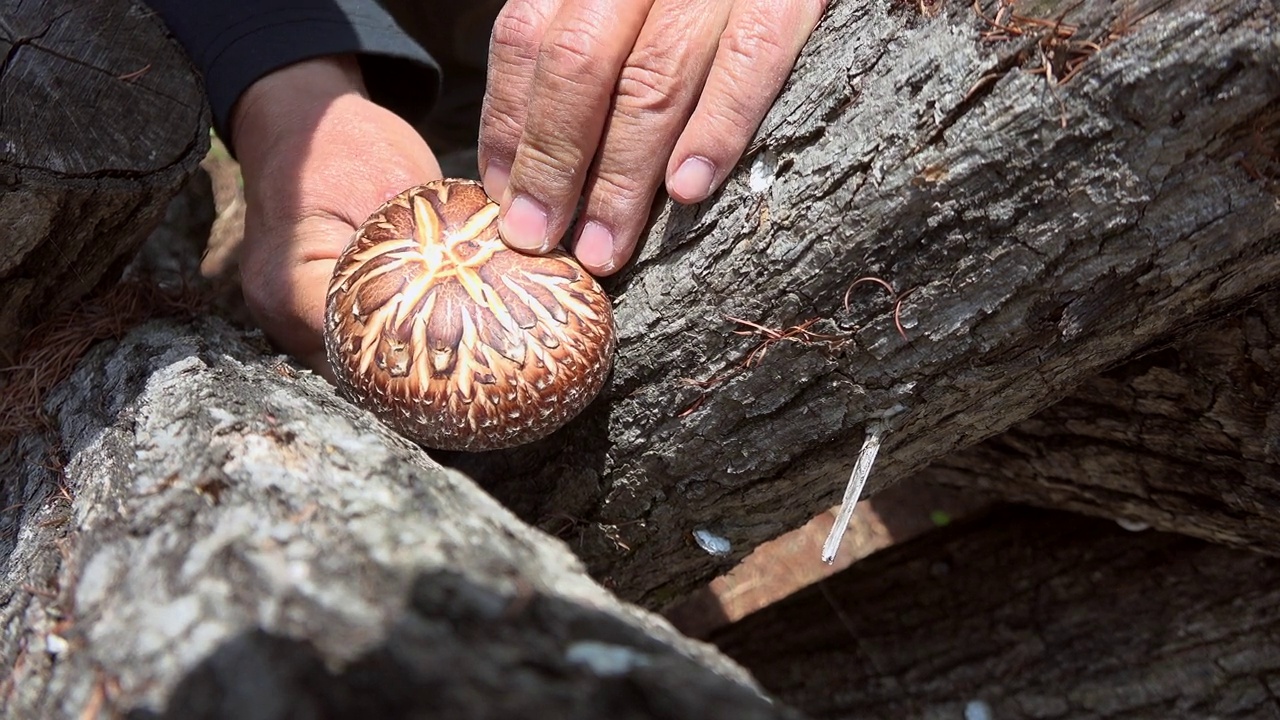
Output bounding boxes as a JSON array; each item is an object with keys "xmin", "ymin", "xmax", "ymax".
[
  {"xmin": 455, "ymin": 351, "xmax": 477, "ymax": 402},
  {"xmin": 450, "ymin": 200, "xmax": 500, "ymax": 245},
  {"xmin": 411, "ymin": 192, "xmax": 442, "ymax": 249},
  {"xmin": 356, "ymin": 300, "xmax": 401, "ymax": 377},
  {"xmin": 389, "ymin": 271, "xmax": 439, "ymax": 332},
  {"xmin": 379, "ymin": 341, "xmax": 411, "ymax": 377}
]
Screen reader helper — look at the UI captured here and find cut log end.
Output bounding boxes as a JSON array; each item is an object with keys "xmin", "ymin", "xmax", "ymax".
[{"xmin": 0, "ymin": 0, "xmax": 209, "ymax": 361}]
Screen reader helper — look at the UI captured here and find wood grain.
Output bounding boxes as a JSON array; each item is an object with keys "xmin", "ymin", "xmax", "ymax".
[
  {"xmin": 0, "ymin": 0, "xmax": 207, "ymax": 359},
  {"xmin": 921, "ymin": 287, "xmax": 1280, "ymax": 554}
]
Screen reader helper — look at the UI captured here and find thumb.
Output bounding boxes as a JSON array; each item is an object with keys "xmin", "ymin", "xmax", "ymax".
[{"xmin": 240, "ymin": 213, "xmax": 357, "ymax": 379}]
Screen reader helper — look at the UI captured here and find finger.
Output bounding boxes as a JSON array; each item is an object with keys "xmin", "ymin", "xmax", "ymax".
[
  {"xmin": 497, "ymin": 0, "xmax": 656, "ymax": 254},
  {"xmin": 478, "ymin": 0, "xmax": 561, "ymax": 202},
  {"xmin": 666, "ymin": 0, "xmax": 826, "ymax": 204},
  {"xmin": 571, "ymin": 0, "xmax": 730, "ymax": 274}
]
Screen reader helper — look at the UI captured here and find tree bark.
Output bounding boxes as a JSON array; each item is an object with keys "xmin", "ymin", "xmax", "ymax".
[
  {"xmin": 5, "ymin": 0, "xmax": 1280, "ymax": 711},
  {"xmin": 0, "ymin": 314, "xmax": 797, "ymax": 719},
  {"xmin": 919, "ymin": 286, "xmax": 1280, "ymax": 553},
  {"xmin": 712, "ymin": 506, "xmax": 1280, "ymax": 719},
  {"xmin": 0, "ymin": 0, "xmax": 208, "ymax": 361},
  {"xmin": 449, "ymin": 0, "xmax": 1280, "ymax": 608}
]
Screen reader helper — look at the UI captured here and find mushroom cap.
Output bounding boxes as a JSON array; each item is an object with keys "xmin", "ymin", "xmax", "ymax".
[{"xmin": 323, "ymin": 179, "xmax": 616, "ymax": 451}]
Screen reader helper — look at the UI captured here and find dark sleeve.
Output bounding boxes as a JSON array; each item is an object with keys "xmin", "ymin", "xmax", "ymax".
[{"xmin": 143, "ymin": 0, "xmax": 442, "ymax": 154}]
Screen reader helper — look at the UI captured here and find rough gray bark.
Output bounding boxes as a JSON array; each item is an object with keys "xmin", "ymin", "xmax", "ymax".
[
  {"xmin": 0, "ymin": 316, "xmax": 797, "ymax": 719},
  {"xmin": 919, "ymin": 286, "xmax": 1280, "ymax": 553},
  {"xmin": 712, "ymin": 507, "xmax": 1280, "ymax": 719},
  {"xmin": 450, "ymin": 0, "xmax": 1280, "ymax": 608},
  {"xmin": 0, "ymin": 0, "xmax": 209, "ymax": 361},
  {"xmin": 4, "ymin": 0, "xmax": 1279, "ymax": 712}
]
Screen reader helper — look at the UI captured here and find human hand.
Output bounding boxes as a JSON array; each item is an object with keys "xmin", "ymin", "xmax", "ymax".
[
  {"xmin": 478, "ymin": 0, "xmax": 826, "ymax": 275},
  {"xmin": 230, "ymin": 56, "xmax": 442, "ymax": 375}
]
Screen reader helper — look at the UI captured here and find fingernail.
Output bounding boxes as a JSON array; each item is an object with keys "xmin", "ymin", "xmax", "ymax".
[
  {"xmin": 575, "ymin": 221, "xmax": 615, "ymax": 273},
  {"xmin": 670, "ymin": 156, "xmax": 716, "ymax": 202},
  {"xmin": 482, "ymin": 160, "xmax": 510, "ymax": 201},
  {"xmin": 500, "ymin": 194, "xmax": 550, "ymax": 252}
]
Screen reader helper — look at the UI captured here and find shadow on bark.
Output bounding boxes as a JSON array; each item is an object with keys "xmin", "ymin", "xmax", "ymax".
[
  {"xmin": 713, "ymin": 506, "xmax": 1280, "ymax": 719},
  {"xmin": 131, "ymin": 570, "xmax": 797, "ymax": 720}
]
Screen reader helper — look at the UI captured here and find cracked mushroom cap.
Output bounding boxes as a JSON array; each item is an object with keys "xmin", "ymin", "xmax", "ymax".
[{"xmin": 323, "ymin": 179, "xmax": 616, "ymax": 451}]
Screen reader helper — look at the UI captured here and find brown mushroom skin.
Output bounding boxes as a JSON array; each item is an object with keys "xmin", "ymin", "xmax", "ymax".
[{"xmin": 323, "ymin": 179, "xmax": 616, "ymax": 451}]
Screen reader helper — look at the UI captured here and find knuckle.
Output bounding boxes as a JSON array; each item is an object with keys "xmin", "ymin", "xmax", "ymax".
[
  {"xmin": 720, "ymin": 11, "xmax": 789, "ymax": 67},
  {"xmin": 614, "ymin": 48, "xmax": 685, "ymax": 115},
  {"xmin": 480, "ymin": 102, "xmax": 523, "ymax": 146},
  {"xmin": 705, "ymin": 78, "xmax": 759, "ymax": 135},
  {"xmin": 538, "ymin": 20, "xmax": 612, "ymax": 85},
  {"xmin": 479, "ymin": 72, "xmax": 531, "ymax": 157},
  {"xmin": 590, "ymin": 166, "xmax": 650, "ymax": 206},
  {"xmin": 517, "ymin": 139, "xmax": 583, "ymax": 188},
  {"xmin": 491, "ymin": 2, "xmax": 547, "ymax": 60}
]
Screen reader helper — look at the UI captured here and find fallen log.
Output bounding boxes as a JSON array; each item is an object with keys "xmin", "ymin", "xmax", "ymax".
[
  {"xmin": 449, "ymin": 0, "xmax": 1280, "ymax": 607},
  {"xmin": 921, "ymin": 287, "xmax": 1280, "ymax": 553},
  {"xmin": 713, "ymin": 507, "xmax": 1280, "ymax": 719},
  {"xmin": 3, "ymin": 0, "xmax": 1279, "ymax": 713},
  {"xmin": 0, "ymin": 313, "xmax": 797, "ymax": 719}
]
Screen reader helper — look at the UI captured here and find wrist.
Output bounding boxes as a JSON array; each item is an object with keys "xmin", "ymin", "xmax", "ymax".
[{"xmin": 229, "ymin": 55, "xmax": 369, "ymax": 172}]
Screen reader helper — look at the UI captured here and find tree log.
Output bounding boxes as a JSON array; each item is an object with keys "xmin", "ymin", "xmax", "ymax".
[
  {"xmin": 920, "ymin": 286, "xmax": 1280, "ymax": 553},
  {"xmin": 0, "ymin": 0, "xmax": 208, "ymax": 361},
  {"xmin": 4, "ymin": 0, "xmax": 1279, "ymax": 711},
  {"xmin": 449, "ymin": 0, "xmax": 1280, "ymax": 608},
  {"xmin": 0, "ymin": 314, "xmax": 796, "ymax": 719},
  {"xmin": 712, "ymin": 507, "xmax": 1280, "ymax": 719}
]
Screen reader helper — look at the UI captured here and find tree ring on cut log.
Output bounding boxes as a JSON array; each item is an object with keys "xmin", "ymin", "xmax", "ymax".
[{"xmin": 323, "ymin": 179, "xmax": 616, "ymax": 451}]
